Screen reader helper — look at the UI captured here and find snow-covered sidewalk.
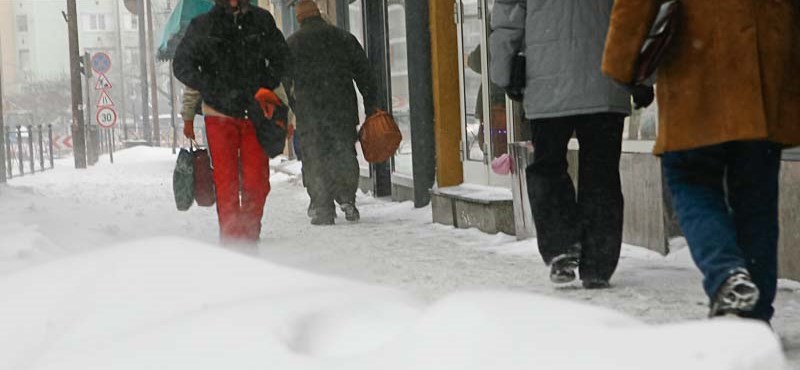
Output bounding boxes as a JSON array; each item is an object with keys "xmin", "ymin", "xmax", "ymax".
[{"xmin": 2, "ymin": 147, "xmax": 799, "ymax": 369}]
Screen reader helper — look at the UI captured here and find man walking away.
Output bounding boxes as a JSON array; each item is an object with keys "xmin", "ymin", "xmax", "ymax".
[
  {"xmin": 174, "ymin": 0, "xmax": 289, "ymax": 244},
  {"xmin": 490, "ymin": 0, "xmax": 651, "ymax": 289},
  {"xmin": 286, "ymin": 0, "xmax": 378, "ymax": 226},
  {"xmin": 603, "ymin": 0, "xmax": 799, "ymax": 321}
]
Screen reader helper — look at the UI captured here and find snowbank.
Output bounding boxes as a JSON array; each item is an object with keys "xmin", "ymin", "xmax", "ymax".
[{"xmin": 0, "ymin": 239, "xmax": 785, "ymax": 370}]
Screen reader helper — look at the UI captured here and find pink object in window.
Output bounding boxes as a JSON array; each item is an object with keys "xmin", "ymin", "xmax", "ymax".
[{"xmin": 491, "ymin": 154, "xmax": 513, "ymax": 175}]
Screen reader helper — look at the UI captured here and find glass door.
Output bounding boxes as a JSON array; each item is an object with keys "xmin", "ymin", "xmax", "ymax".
[{"xmin": 455, "ymin": 0, "xmax": 512, "ymax": 187}]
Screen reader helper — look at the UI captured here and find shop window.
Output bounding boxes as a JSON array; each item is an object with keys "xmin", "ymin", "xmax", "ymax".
[
  {"xmin": 387, "ymin": 1, "xmax": 412, "ymax": 176},
  {"xmin": 348, "ymin": 0, "xmax": 370, "ymax": 170}
]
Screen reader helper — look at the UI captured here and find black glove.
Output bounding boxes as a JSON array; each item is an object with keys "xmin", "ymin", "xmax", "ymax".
[
  {"xmin": 506, "ymin": 87, "xmax": 524, "ymax": 102},
  {"xmin": 629, "ymin": 84, "xmax": 655, "ymax": 109}
]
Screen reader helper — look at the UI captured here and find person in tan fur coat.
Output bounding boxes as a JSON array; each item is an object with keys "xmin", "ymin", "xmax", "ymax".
[{"xmin": 603, "ymin": 0, "xmax": 799, "ymax": 322}]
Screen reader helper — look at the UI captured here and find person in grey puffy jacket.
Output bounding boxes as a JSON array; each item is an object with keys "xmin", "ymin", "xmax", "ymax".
[{"xmin": 490, "ymin": 0, "xmax": 651, "ymax": 289}]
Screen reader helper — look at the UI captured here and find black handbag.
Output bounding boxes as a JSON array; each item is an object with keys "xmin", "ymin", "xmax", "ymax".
[
  {"xmin": 635, "ymin": 0, "xmax": 681, "ymax": 84},
  {"xmin": 251, "ymin": 99, "xmax": 288, "ymax": 159},
  {"xmin": 173, "ymin": 147, "xmax": 194, "ymax": 212}
]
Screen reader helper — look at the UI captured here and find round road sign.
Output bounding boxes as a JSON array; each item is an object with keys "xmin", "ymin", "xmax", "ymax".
[
  {"xmin": 96, "ymin": 107, "xmax": 118, "ymax": 128},
  {"xmin": 91, "ymin": 52, "xmax": 112, "ymax": 74}
]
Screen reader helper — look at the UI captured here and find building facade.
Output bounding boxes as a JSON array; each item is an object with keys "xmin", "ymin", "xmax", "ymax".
[{"xmin": 262, "ymin": 0, "xmax": 800, "ymax": 281}]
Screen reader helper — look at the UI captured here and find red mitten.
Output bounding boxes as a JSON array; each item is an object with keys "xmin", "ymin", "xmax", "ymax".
[{"xmin": 254, "ymin": 88, "xmax": 282, "ymax": 119}]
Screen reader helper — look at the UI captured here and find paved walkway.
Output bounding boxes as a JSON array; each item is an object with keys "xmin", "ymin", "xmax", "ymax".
[{"xmin": 4, "ymin": 148, "xmax": 799, "ymax": 367}]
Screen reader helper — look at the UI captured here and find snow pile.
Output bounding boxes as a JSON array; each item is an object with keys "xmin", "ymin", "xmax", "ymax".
[
  {"xmin": 0, "ymin": 223, "xmax": 60, "ymax": 261},
  {"xmin": 0, "ymin": 239, "xmax": 786, "ymax": 370}
]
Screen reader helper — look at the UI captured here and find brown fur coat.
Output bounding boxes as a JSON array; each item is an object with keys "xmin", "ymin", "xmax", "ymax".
[{"xmin": 602, "ymin": 0, "xmax": 799, "ymax": 154}]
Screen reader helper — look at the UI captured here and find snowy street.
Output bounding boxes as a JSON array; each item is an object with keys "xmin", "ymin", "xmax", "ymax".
[{"xmin": 2, "ymin": 147, "xmax": 800, "ymax": 369}]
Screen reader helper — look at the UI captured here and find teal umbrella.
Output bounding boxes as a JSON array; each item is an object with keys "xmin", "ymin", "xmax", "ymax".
[{"xmin": 158, "ymin": 0, "xmax": 259, "ymax": 60}]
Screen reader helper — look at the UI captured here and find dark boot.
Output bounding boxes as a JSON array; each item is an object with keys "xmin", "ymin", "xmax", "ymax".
[
  {"xmin": 311, "ymin": 212, "xmax": 335, "ymax": 226},
  {"xmin": 550, "ymin": 254, "xmax": 579, "ymax": 284},
  {"xmin": 340, "ymin": 202, "xmax": 360, "ymax": 222}
]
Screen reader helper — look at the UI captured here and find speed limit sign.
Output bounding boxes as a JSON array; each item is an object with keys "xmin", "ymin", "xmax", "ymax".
[{"xmin": 96, "ymin": 107, "xmax": 118, "ymax": 128}]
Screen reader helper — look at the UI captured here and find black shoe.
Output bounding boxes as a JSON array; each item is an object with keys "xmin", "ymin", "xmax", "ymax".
[
  {"xmin": 549, "ymin": 254, "xmax": 579, "ymax": 284},
  {"xmin": 311, "ymin": 213, "xmax": 335, "ymax": 226},
  {"xmin": 308, "ymin": 204, "xmax": 336, "ymax": 219},
  {"xmin": 341, "ymin": 203, "xmax": 360, "ymax": 222},
  {"xmin": 709, "ymin": 268, "xmax": 760, "ymax": 318},
  {"xmin": 582, "ymin": 279, "xmax": 611, "ymax": 290}
]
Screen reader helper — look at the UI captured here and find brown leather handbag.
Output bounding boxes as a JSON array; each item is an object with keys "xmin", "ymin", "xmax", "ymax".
[
  {"xmin": 359, "ymin": 110, "xmax": 402, "ymax": 164},
  {"xmin": 192, "ymin": 142, "xmax": 216, "ymax": 207},
  {"xmin": 635, "ymin": 0, "xmax": 681, "ymax": 84}
]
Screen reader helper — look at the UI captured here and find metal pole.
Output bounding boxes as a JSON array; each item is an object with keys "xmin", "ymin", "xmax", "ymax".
[
  {"xmin": 335, "ymin": 0, "xmax": 349, "ymax": 29},
  {"xmin": 38, "ymin": 125, "xmax": 44, "ymax": 171},
  {"xmin": 405, "ymin": 0, "xmax": 436, "ymax": 208},
  {"xmin": 146, "ymin": 0, "xmax": 160, "ymax": 147},
  {"xmin": 137, "ymin": 0, "xmax": 152, "ymax": 144},
  {"xmin": 5, "ymin": 130, "xmax": 12, "ymax": 179},
  {"xmin": 67, "ymin": 0, "xmax": 87, "ymax": 168},
  {"xmin": 114, "ymin": 0, "xmax": 129, "ymax": 142},
  {"xmin": 48, "ymin": 124, "xmax": 54, "ymax": 169},
  {"xmin": 364, "ymin": 0, "xmax": 393, "ymax": 197},
  {"xmin": 170, "ymin": 62, "xmax": 177, "ymax": 154},
  {"xmin": 101, "ymin": 129, "xmax": 105, "ymax": 157},
  {"xmin": 85, "ymin": 69, "xmax": 99, "ymax": 165},
  {"xmin": 17, "ymin": 126, "xmax": 23, "ymax": 175},
  {"xmin": 28, "ymin": 125, "xmax": 34, "ymax": 173},
  {"xmin": 109, "ymin": 128, "xmax": 115, "ymax": 164},
  {"xmin": 0, "ymin": 55, "xmax": 5, "ymax": 183}
]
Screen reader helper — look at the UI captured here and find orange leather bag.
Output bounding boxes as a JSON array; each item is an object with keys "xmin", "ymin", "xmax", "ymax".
[{"xmin": 358, "ymin": 110, "xmax": 402, "ymax": 163}]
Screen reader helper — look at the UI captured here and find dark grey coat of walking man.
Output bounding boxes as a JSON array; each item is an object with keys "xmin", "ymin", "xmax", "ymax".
[
  {"xmin": 490, "ymin": 0, "xmax": 651, "ymax": 288},
  {"xmin": 286, "ymin": 0, "xmax": 377, "ymax": 226}
]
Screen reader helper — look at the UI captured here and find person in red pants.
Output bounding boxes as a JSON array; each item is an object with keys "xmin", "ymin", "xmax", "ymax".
[{"xmin": 173, "ymin": 0, "xmax": 288, "ymax": 244}]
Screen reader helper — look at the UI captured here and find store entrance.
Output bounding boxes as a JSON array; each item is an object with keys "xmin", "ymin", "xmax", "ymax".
[{"xmin": 454, "ymin": 0, "xmax": 524, "ymax": 187}]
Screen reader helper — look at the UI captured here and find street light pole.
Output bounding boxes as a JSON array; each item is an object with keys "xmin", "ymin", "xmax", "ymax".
[
  {"xmin": 66, "ymin": 0, "xmax": 87, "ymax": 168},
  {"xmin": 0, "ymin": 34, "xmax": 6, "ymax": 183},
  {"xmin": 137, "ymin": 0, "xmax": 152, "ymax": 144},
  {"xmin": 146, "ymin": 0, "xmax": 160, "ymax": 147},
  {"xmin": 114, "ymin": 0, "xmax": 129, "ymax": 141}
]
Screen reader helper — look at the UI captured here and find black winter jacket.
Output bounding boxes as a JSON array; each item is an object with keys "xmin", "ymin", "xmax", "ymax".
[
  {"xmin": 286, "ymin": 18, "xmax": 377, "ymax": 135},
  {"xmin": 173, "ymin": 5, "xmax": 288, "ymax": 119}
]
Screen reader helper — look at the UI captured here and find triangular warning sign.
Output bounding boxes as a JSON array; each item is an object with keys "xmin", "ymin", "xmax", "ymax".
[
  {"xmin": 95, "ymin": 73, "xmax": 113, "ymax": 90},
  {"xmin": 96, "ymin": 90, "xmax": 115, "ymax": 107}
]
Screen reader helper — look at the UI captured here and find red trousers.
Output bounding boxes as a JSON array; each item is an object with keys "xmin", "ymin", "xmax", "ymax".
[{"xmin": 205, "ymin": 116, "xmax": 270, "ymax": 243}]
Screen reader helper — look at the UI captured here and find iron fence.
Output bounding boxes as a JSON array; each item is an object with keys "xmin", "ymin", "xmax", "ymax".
[{"xmin": 2, "ymin": 124, "xmax": 55, "ymax": 180}]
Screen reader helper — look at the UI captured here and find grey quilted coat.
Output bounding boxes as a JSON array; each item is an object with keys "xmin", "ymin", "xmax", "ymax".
[{"xmin": 490, "ymin": 0, "xmax": 631, "ymax": 120}]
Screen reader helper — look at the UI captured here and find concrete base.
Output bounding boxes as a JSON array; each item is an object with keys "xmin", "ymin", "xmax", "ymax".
[
  {"xmin": 391, "ymin": 174, "xmax": 415, "ymax": 203},
  {"xmin": 565, "ymin": 147, "xmax": 679, "ymax": 255},
  {"xmin": 431, "ymin": 186, "xmax": 515, "ymax": 235},
  {"xmin": 779, "ymin": 160, "xmax": 800, "ymax": 281}
]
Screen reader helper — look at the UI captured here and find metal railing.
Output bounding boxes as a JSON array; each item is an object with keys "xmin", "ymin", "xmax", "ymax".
[{"xmin": 2, "ymin": 124, "xmax": 55, "ymax": 181}]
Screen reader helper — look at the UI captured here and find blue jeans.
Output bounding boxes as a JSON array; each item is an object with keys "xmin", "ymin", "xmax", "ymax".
[{"xmin": 662, "ymin": 141, "xmax": 782, "ymax": 321}]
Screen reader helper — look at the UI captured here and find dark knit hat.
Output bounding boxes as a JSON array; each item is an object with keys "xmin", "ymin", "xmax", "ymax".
[
  {"xmin": 214, "ymin": 0, "xmax": 251, "ymax": 11},
  {"xmin": 295, "ymin": 0, "xmax": 321, "ymax": 23}
]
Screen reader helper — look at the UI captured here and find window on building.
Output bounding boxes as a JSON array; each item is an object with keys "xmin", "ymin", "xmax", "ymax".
[
  {"xmin": 83, "ymin": 14, "xmax": 110, "ymax": 32},
  {"xmin": 124, "ymin": 14, "xmax": 139, "ymax": 31},
  {"xmin": 18, "ymin": 49, "xmax": 31, "ymax": 72},
  {"xmin": 16, "ymin": 15, "xmax": 28, "ymax": 32}
]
